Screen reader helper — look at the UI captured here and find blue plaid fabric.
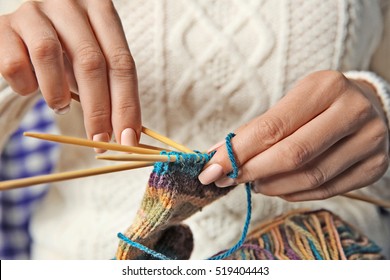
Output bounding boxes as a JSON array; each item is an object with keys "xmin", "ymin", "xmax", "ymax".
[{"xmin": 0, "ymin": 98, "xmax": 59, "ymax": 259}]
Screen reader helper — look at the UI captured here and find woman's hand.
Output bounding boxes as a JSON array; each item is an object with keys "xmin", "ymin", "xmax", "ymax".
[
  {"xmin": 0, "ymin": 0, "xmax": 141, "ymax": 150},
  {"xmin": 199, "ymin": 70, "xmax": 389, "ymax": 201}
]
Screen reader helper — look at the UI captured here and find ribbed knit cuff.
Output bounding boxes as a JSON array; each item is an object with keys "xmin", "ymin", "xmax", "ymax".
[{"xmin": 344, "ymin": 71, "xmax": 390, "ymax": 128}]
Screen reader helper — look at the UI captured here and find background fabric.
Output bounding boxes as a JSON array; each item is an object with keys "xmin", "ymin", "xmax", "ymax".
[{"xmin": 0, "ymin": 98, "xmax": 58, "ymax": 259}]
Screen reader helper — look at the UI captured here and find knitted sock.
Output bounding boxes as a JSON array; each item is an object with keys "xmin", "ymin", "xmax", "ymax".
[
  {"xmin": 217, "ymin": 209, "xmax": 385, "ymax": 260},
  {"xmin": 116, "ymin": 152, "xmax": 234, "ymax": 260}
]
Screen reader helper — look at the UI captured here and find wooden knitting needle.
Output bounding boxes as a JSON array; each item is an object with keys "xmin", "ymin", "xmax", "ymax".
[
  {"xmin": 71, "ymin": 91, "xmax": 192, "ymax": 153},
  {"xmin": 96, "ymin": 154, "xmax": 178, "ymax": 162},
  {"xmin": 342, "ymin": 192, "xmax": 390, "ymax": 209},
  {"xmin": 141, "ymin": 126, "xmax": 194, "ymax": 153},
  {"xmin": 24, "ymin": 132, "xmax": 161, "ymax": 155},
  {"xmin": 0, "ymin": 162, "xmax": 154, "ymax": 191},
  {"xmin": 137, "ymin": 143, "xmax": 171, "ymax": 152}
]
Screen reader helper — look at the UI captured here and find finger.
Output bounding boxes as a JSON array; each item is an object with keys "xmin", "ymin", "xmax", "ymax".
[
  {"xmin": 281, "ymin": 152, "xmax": 389, "ymax": 201},
  {"xmin": 43, "ymin": 1, "xmax": 111, "ymax": 142},
  {"xmin": 231, "ymin": 90, "xmax": 375, "ymax": 186},
  {"xmin": 86, "ymin": 0, "xmax": 141, "ymax": 145},
  {"xmin": 63, "ymin": 53, "xmax": 78, "ymax": 93},
  {"xmin": 0, "ymin": 21, "xmax": 38, "ymax": 95},
  {"xmin": 11, "ymin": 2, "xmax": 70, "ymax": 112},
  {"xmin": 253, "ymin": 118, "xmax": 388, "ymax": 196},
  {"xmin": 199, "ymin": 71, "xmax": 348, "ymax": 184}
]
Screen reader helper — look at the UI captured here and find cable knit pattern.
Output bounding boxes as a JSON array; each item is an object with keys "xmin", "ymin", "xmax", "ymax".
[
  {"xmin": 283, "ymin": 0, "xmax": 342, "ymax": 90},
  {"xmin": 0, "ymin": 0, "xmax": 389, "ymax": 259}
]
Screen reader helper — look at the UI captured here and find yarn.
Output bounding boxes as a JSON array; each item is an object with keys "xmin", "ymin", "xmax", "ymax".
[
  {"xmin": 116, "ymin": 132, "xmax": 247, "ymax": 260},
  {"xmin": 117, "ymin": 233, "xmax": 171, "ymax": 260},
  {"xmin": 116, "ymin": 149, "xmax": 234, "ymax": 259},
  {"xmin": 219, "ymin": 209, "xmax": 384, "ymax": 260},
  {"xmin": 207, "ymin": 182, "xmax": 252, "ymax": 260},
  {"xmin": 225, "ymin": 132, "xmax": 238, "ymax": 178},
  {"xmin": 116, "ymin": 133, "xmax": 384, "ymax": 260}
]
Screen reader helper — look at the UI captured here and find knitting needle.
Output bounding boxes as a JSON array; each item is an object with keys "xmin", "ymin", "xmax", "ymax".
[
  {"xmin": 342, "ymin": 192, "xmax": 390, "ymax": 209},
  {"xmin": 137, "ymin": 143, "xmax": 172, "ymax": 152},
  {"xmin": 0, "ymin": 162, "xmax": 154, "ymax": 191},
  {"xmin": 141, "ymin": 126, "xmax": 194, "ymax": 153},
  {"xmin": 71, "ymin": 92, "xmax": 191, "ymax": 153},
  {"xmin": 24, "ymin": 132, "xmax": 161, "ymax": 155},
  {"xmin": 96, "ymin": 154, "xmax": 177, "ymax": 162}
]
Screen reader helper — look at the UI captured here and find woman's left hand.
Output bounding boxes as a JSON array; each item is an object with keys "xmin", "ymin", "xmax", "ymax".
[{"xmin": 198, "ymin": 70, "xmax": 389, "ymax": 201}]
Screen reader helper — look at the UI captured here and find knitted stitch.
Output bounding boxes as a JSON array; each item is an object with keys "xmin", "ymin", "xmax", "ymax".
[{"xmin": 116, "ymin": 152, "xmax": 234, "ymax": 260}]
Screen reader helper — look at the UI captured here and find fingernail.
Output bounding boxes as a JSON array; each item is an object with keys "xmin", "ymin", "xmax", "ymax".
[
  {"xmin": 215, "ymin": 177, "xmax": 235, "ymax": 188},
  {"xmin": 54, "ymin": 104, "xmax": 70, "ymax": 115},
  {"xmin": 198, "ymin": 164, "xmax": 224, "ymax": 185},
  {"xmin": 93, "ymin": 132, "xmax": 110, "ymax": 153},
  {"xmin": 207, "ymin": 140, "xmax": 225, "ymax": 153},
  {"xmin": 121, "ymin": 128, "xmax": 138, "ymax": 146}
]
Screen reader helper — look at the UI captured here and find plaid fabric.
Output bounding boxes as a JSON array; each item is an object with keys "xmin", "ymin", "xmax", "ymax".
[{"xmin": 0, "ymin": 98, "xmax": 59, "ymax": 259}]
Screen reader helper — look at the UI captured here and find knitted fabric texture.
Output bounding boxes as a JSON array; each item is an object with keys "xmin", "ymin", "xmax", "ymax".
[
  {"xmin": 116, "ymin": 152, "xmax": 234, "ymax": 260},
  {"xmin": 218, "ymin": 209, "xmax": 384, "ymax": 260}
]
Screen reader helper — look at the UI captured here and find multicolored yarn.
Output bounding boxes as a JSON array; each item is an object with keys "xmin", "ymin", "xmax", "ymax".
[
  {"xmin": 116, "ymin": 150, "xmax": 235, "ymax": 260},
  {"xmin": 218, "ymin": 209, "xmax": 384, "ymax": 260}
]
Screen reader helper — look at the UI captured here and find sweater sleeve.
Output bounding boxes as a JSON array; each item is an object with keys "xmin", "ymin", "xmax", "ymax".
[
  {"xmin": 344, "ymin": 1, "xmax": 390, "ymax": 127},
  {"xmin": 0, "ymin": 76, "xmax": 40, "ymax": 150}
]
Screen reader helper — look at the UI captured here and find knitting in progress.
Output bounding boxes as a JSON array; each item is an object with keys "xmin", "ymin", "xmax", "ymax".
[
  {"xmin": 0, "ymin": 127, "xmax": 386, "ymax": 260},
  {"xmin": 115, "ymin": 150, "xmax": 235, "ymax": 260},
  {"xmin": 115, "ymin": 135, "xmax": 384, "ymax": 260}
]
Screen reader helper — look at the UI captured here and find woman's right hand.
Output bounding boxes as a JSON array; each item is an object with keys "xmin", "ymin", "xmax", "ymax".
[{"xmin": 0, "ymin": 0, "xmax": 141, "ymax": 150}]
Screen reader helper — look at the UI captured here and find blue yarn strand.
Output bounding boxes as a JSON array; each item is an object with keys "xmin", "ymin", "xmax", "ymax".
[
  {"xmin": 225, "ymin": 133, "xmax": 239, "ymax": 178},
  {"xmin": 117, "ymin": 233, "xmax": 172, "ymax": 260},
  {"xmin": 116, "ymin": 132, "xmax": 252, "ymax": 260},
  {"xmin": 207, "ymin": 182, "xmax": 252, "ymax": 260}
]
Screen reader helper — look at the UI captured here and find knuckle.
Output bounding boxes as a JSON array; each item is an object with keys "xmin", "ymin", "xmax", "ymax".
[
  {"xmin": 19, "ymin": 1, "xmax": 40, "ymax": 12},
  {"xmin": 280, "ymin": 140, "xmax": 311, "ymax": 169},
  {"xmin": 115, "ymin": 100, "xmax": 139, "ymax": 117},
  {"xmin": 88, "ymin": 106, "xmax": 111, "ymax": 123},
  {"xmin": 304, "ymin": 167, "xmax": 326, "ymax": 188},
  {"xmin": 350, "ymin": 94, "xmax": 373, "ymax": 121},
  {"xmin": 316, "ymin": 187, "xmax": 335, "ymax": 200},
  {"xmin": 31, "ymin": 37, "xmax": 62, "ymax": 62},
  {"xmin": 322, "ymin": 70, "xmax": 348, "ymax": 91},
  {"xmin": 372, "ymin": 154, "xmax": 389, "ymax": 175},
  {"xmin": 370, "ymin": 119, "xmax": 389, "ymax": 146},
  {"xmin": 76, "ymin": 43, "xmax": 106, "ymax": 74},
  {"xmin": 0, "ymin": 57, "xmax": 28, "ymax": 77},
  {"xmin": 305, "ymin": 70, "xmax": 348, "ymax": 97},
  {"xmin": 254, "ymin": 116, "xmax": 285, "ymax": 146},
  {"xmin": 108, "ymin": 47, "xmax": 136, "ymax": 78}
]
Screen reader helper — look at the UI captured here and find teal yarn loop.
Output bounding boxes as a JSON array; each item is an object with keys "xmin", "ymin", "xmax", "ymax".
[
  {"xmin": 117, "ymin": 132, "xmax": 252, "ymax": 260},
  {"xmin": 226, "ymin": 132, "xmax": 239, "ymax": 178},
  {"xmin": 208, "ymin": 132, "xmax": 252, "ymax": 260}
]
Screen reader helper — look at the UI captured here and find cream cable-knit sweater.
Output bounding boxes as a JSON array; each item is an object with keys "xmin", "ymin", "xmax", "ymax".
[{"xmin": 1, "ymin": 0, "xmax": 390, "ymax": 259}]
